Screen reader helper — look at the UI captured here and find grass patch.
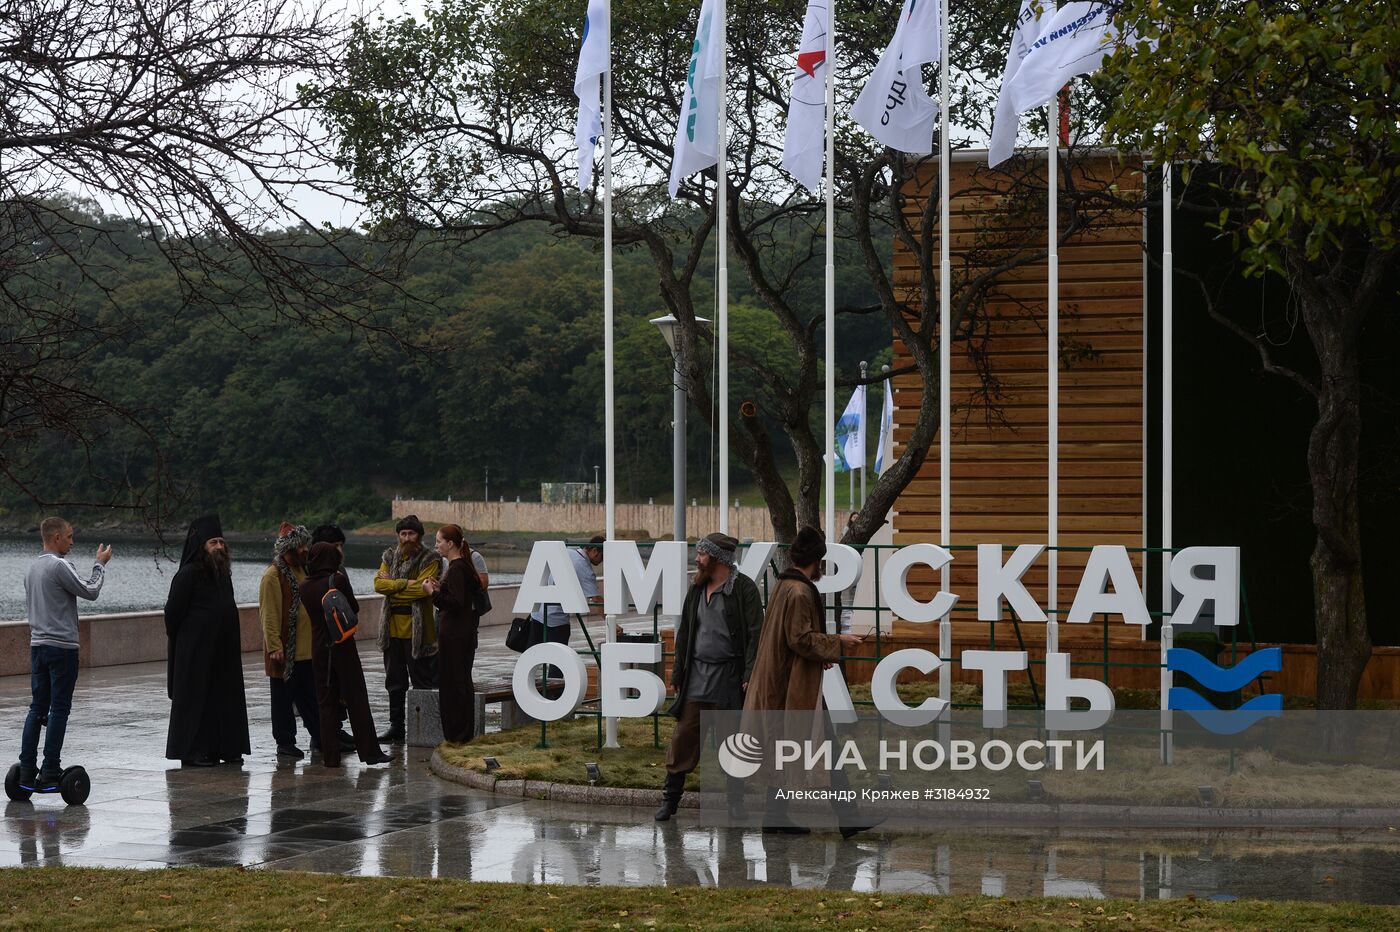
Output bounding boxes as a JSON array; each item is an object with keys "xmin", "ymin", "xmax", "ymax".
[
  {"xmin": 444, "ymin": 716, "xmax": 683, "ymax": 789},
  {"xmin": 1, "ymin": 867, "xmax": 1396, "ymax": 930},
  {"xmin": 443, "ymin": 680, "xmax": 1400, "ymax": 808}
]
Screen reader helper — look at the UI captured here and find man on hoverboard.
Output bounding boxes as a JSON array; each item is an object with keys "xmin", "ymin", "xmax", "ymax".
[{"xmin": 15, "ymin": 516, "xmax": 110, "ymax": 793}]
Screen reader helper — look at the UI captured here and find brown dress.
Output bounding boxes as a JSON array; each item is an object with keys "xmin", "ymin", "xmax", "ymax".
[{"xmin": 432, "ymin": 556, "xmax": 482, "ymax": 743}]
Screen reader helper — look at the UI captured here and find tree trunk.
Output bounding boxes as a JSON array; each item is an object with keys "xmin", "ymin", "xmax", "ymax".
[{"xmin": 1294, "ymin": 262, "xmax": 1371, "ymax": 710}]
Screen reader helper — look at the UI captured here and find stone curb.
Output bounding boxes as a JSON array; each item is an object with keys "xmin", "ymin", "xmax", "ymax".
[
  {"xmin": 429, "ymin": 749, "xmax": 694, "ymax": 808},
  {"xmin": 429, "ymin": 751, "xmax": 1400, "ymax": 827}
]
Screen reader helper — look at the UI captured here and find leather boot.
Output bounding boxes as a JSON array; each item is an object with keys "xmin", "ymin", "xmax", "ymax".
[
  {"xmin": 378, "ymin": 692, "xmax": 406, "ymax": 744},
  {"xmin": 654, "ymin": 771, "xmax": 686, "ymax": 821},
  {"xmin": 761, "ymin": 790, "xmax": 810, "ymax": 835},
  {"xmin": 726, "ymin": 776, "xmax": 748, "ymax": 822}
]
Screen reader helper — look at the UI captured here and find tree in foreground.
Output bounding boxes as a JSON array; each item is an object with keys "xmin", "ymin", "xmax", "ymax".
[{"xmin": 1105, "ymin": 0, "xmax": 1399, "ymax": 707}]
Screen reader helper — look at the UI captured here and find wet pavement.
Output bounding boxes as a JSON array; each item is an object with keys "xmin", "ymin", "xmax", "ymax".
[{"xmin": 3, "ymin": 636, "xmax": 1400, "ymax": 903}]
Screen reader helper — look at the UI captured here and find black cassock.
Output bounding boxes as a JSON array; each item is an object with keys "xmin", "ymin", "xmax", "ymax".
[{"xmin": 164, "ymin": 514, "xmax": 251, "ymax": 762}]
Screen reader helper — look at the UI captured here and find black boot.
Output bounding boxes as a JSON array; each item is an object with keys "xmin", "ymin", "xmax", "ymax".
[
  {"xmin": 378, "ymin": 692, "xmax": 406, "ymax": 744},
  {"xmin": 726, "ymin": 776, "xmax": 748, "ymax": 822},
  {"xmin": 762, "ymin": 791, "xmax": 810, "ymax": 835},
  {"xmin": 654, "ymin": 771, "xmax": 685, "ymax": 821},
  {"xmin": 835, "ymin": 801, "xmax": 884, "ymax": 840}
]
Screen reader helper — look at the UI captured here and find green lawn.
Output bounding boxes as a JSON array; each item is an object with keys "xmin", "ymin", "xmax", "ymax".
[{"xmin": 1, "ymin": 867, "xmax": 1395, "ymax": 930}]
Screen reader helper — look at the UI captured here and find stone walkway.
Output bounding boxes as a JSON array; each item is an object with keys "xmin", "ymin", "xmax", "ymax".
[{"xmin": 3, "ymin": 635, "xmax": 1400, "ymax": 903}]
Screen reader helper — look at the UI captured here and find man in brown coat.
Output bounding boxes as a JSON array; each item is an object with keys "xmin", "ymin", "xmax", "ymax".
[{"xmin": 743, "ymin": 526, "xmax": 869, "ymax": 837}]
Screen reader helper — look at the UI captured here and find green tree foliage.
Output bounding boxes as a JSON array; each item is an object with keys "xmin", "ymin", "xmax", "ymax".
[
  {"xmin": 1104, "ymin": 0, "xmax": 1399, "ymax": 708},
  {"xmin": 0, "ymin": 203, "xmax": 888, "ymax": 529}
]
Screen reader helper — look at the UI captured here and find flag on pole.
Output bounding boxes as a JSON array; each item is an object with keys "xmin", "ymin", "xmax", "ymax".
[
  {"xmin": 987, "ymin": 0, "xmax": 1057, "ymax": 168},
  {"xmin": 875, "ymin": 383, "xmax": 894, "ymax": 473},
  {"xmin": 574, "ymin": 0, "xmax": 610, "ymax": 189},
  {"xmin": 999, "ymin": 2, "xmax": 1128, "ymax": 122},
  {"xmin": 834, "ymin": 385, "xmax": 866, "ymax": 472},
  {"xmin": 669, "ymin": 0, "xmax": 723, "ymax": 198},
  {"xmin": 780, "ymin": 0, "xmax": 830, "ymax": 191},
  {"xmin": 850, "ymin": 0, "xmax": 942, "ymax": 154}
]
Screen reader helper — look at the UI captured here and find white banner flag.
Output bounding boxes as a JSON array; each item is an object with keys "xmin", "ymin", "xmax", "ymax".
[
  {"xmin": 669, "ymin": 0, "xmax": 723, "ymax": 198},
  {"xmin": 1002, "ymin": 2, "xmax": 1127, "ymax": 119},
  {"xmin": 987, "ymin": 0, "xmax": 1057, "ymax": 168},
  {"xmin": 851, "ymin": 0, "xmax": 941, "ymax": 154},
  {"xmin": 835, "ymin": 385, "xmax": 867, "ymax": 471},
  {"xmin": 780, "ymin": 0, "xmax": 830, "ymax": 191},
  {"xmin": 875, "ymin": 383, "xmax": 894, "ymax": 474},
  {"xmin": 574, "ymin": 0, "xmax": 610, "ymax": 189}
]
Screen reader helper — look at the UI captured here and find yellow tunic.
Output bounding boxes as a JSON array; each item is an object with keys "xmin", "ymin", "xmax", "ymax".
[
  {"xmin": 258, "ymin": 564, "xmax": 313, "ymax": 662},
  {"xmin": 374, "ymin": 556, "xmax": 440, "ymax": 641}
]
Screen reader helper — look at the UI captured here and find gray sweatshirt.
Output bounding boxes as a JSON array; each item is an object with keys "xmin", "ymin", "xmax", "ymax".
[{"xmin": 25, "ymin": 552, "xmax": 105, "ymax": 650}]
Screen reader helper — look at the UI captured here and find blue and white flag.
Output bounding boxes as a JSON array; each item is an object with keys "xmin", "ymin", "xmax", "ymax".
[
  {"xmin": 1000, "ymin": 2, "xmax": 1128, "ymax": 119},
  {"xmin": 669, "ymin": 0, "xmax": 723, "ymax": 198},
  {"xmin": 988, "ymin": 0, "xmax": 1057, "ymax": 168},
  {"xmin": 850, "ymin": 0, "xmax": 941, "ymax": 154},
  {"xmin": 574, "ymin": 0, "xmax": 610, "ymax": 189},
  {"xmin": 834, "ymin": 385, "xmax": 867, "ymax": 472},
  {"xmin": 875, "ymin": 383, "xmax": 894, "ymax": 474}
]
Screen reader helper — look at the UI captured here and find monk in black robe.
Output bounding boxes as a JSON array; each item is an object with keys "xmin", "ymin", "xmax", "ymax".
[{"xmin": 165, "ymin": 515, "xmax": 251, "ymax": 766}]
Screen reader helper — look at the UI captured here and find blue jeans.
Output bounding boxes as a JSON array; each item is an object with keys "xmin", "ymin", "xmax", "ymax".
[{"xmin": 20, "ymin": 645, "xmax": 80, "ymax": 773}]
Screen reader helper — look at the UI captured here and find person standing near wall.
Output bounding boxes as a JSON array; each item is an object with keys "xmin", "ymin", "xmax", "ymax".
[
  {"xmin": 421, "ymin": 524, "xmax": 483, "ymax": 743},
  {"xmin": 18, "ymin": 518, "xmax": 111, "ymax": 789},
  {"xmin": 300, "ymin": 541, "xmax": 391, "ymax": 767},
  {"xmin": 260, "ymin": 523, "xmax": 321, "ymax": 759},
  {"xmin": 373, "ymin": 515, "xmax": 440, "ymax": 744}
]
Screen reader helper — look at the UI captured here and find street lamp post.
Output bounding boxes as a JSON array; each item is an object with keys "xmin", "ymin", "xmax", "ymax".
[{"xmin": 650, "ymin": 314, "xmax": 709, "ymax": 544}]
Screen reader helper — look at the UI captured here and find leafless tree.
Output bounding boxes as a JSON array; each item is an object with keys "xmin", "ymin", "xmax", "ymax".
[{"xmin": 1, "ymin": 0, "xmax": 421, "ymax": 524}]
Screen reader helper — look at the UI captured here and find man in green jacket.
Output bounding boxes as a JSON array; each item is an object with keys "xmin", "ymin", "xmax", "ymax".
[{"xmin": 654, "ymin": 532, "xmax": 763, "ymax": 822}]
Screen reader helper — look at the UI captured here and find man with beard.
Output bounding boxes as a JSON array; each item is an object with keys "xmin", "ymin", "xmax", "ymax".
[
  {"xmin": 259, "ymin": 523, "xmax": 321, "ymax": 759},
  {"xmin": 743, "ymin": 526, "xmax": 869, "ymax": 838},
  {"xmin": 372, "ymin": 515, "xmax": 441, "ymax": 745},
  {"xmin": 165, "ymin": 515, "xmax": 251, "ymax": 767},
  {"xmin": 654, "ymin": 533, "xmax": 763, "ymax": 822}
]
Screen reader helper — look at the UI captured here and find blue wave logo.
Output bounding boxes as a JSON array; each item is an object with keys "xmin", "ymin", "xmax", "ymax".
[{"xmin": 1166, "ymin": 648, "xmax": 1283, "ymax": 735}]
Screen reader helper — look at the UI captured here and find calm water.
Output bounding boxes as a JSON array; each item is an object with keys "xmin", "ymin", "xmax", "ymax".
[{"xmin": 0, "ymin": 536, "xmax": 525, "ymax": 621}]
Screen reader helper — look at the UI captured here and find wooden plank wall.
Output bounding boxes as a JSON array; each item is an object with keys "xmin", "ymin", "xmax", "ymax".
[{"xmin": 890, "ymin": 156, "xmax": 1147, "ymax": 647}]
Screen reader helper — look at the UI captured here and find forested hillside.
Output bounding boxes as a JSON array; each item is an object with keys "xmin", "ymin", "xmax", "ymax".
[{"xmin": 1, "ymin": 203, "xmax": 890, "ymax": 530}]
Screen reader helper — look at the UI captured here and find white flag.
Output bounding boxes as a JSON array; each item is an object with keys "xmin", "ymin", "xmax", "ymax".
[
  {"xmin": 669, "ymin": 0, "xmax": 723, "ymax": 198},
  {"xmin": 574, "ymin": 0, "xmax": 610, "ymax": 189},
  {"xmin": 851, "ymin": 0, "xmax": 941, "ymax": 154},
  {"xmin": 875, "ymin": 384, "xmax": 894, "ymax": 474},
  {"xmin": 1001, "ymin": 2, "xmax": 1127, "ymax": 120},
  {"xmin": 987, "ymin": 0, "xmax": 1057, "ymax": 168},
  {"xmin": 835, "ymin": 385, "xmax": 867, "ymax": 472},
  {"xmin": 780, "ymin": 0, "xmax": 830, "ymax": 191}
]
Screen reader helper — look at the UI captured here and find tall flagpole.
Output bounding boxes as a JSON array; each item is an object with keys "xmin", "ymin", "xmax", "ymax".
[
  {"xmin": 1046, "ymin": 97, "xmax": 1060, "ymax": 660},
  {"xmin": 1160, "ymin": 160, "xmax": 1174, "ymax": 763},
  {"xmin": 823, "ymin": 0, "xmax": 836, "ymax": 541},
  {"xmin": 937, "ymin": 0, "xmax": 952, "ymax": 720},
  {"xmin": 602, "ymin": 0, "xmax": 619, "ymax": 749},
  {"xmin": 717, "ymin": 0, "xmax": 730, "ymax": 535}
]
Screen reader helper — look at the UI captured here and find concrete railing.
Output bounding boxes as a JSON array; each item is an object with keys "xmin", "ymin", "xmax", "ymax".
[
  {"xmin": 393, "ymin": 499, "xmax": 855, "ymax": 541},
  {"xmin": 0, "ymin": 584, "xmax": 523, "ymax": 678}
]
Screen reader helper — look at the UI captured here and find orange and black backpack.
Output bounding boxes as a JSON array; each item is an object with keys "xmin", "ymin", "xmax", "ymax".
[{"xmin": 320, "ymin": 578, "xmax": 359, "ymax": 646}]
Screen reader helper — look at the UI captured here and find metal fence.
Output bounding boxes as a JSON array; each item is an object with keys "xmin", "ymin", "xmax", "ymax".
[{"xmin": 531, "ymin": 540, "xmax": 1260, "ymax": 751}]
